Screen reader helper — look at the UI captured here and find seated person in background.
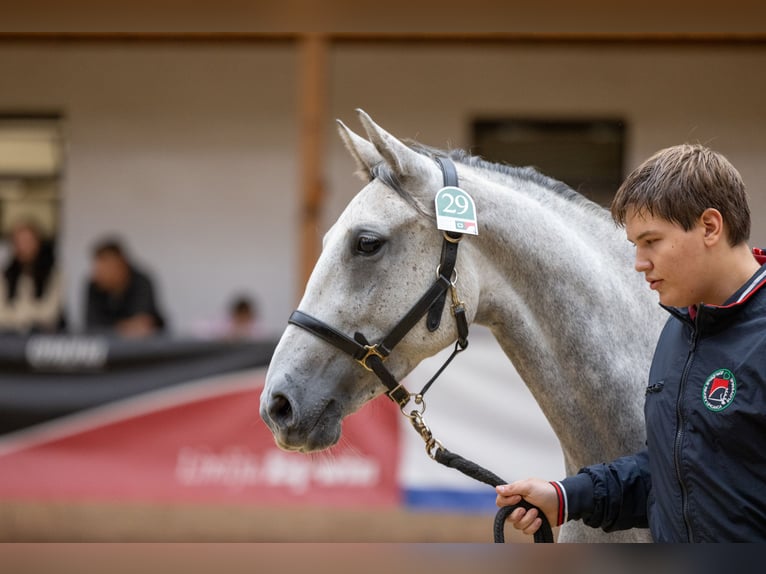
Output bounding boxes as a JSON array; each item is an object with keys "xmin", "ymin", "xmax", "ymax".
[
  {"xmin": 84, "ymin": 238, "xmax": 166, "ymax": 338},
  {"xmin": 225, "ymin": 295, "xmax": 262, "ymax": 340},
  {"xmin": 191, "ymin": 294, "xmax": 262, "ymax": 341},
  {"xmin": 0, "ymin": 220, "xmax": 65, "ymax": 334}
]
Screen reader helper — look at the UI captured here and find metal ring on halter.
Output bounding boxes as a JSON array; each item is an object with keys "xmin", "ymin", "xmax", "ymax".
[
  {"xmin": 401, "ymin": 394, "xmax": 427, "ymax": 418},
  {"xmin": 435, "ymin": 265, "xmax": 458, "ymax": 284},
  {"xmin": 443, "ymin": 231, "xmax": 463, "ymax": 244}
]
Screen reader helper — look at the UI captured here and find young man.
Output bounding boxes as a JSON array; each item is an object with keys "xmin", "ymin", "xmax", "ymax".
[{"xmin": 496, "ymin": 144, "xmax": 766, "ymax": 542}]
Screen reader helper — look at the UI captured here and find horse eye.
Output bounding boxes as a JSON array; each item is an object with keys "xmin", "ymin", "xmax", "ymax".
[{"xmin": 355, "ymin": 234, "xmax": 384, "ymax": 255}]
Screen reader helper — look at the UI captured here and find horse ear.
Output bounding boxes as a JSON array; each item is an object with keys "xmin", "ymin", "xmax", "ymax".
[
  {"xmin": 355, "ymin": 109, "xmax": 435, "ymax": 182},
  {"xmin": 336, "ymin": 119, "xmax": 382, "ymax": 182}
]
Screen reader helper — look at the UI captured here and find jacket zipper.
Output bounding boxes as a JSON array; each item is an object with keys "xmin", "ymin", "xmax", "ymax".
[{"xmin": 674, "ymin": 313, "xmax": 699, "ymax": 542}]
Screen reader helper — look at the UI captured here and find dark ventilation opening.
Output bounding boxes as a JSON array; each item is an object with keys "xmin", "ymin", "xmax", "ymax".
[{"xmin": 472, "ymin": 118, "xmax": 626, "ymax": 207}]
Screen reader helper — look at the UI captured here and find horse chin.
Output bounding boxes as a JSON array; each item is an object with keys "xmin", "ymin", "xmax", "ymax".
[{"xmin": 273, "ymin": 423, "xmax": 342, "ymax": 453}]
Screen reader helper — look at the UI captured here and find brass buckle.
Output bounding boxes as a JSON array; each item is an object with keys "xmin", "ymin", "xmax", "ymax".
[
  {"xmin": 387, "ymin": 383, "xmax": 406, "ymax": 403},
  {"xmin": 358, "ymin": 344, "xmax": 385, "ymax": 372}
]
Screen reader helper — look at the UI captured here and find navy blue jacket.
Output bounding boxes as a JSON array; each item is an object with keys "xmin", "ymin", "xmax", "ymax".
[{"xmin": 560, "ymin": 257, "xmax": 766, "ymax": 542}]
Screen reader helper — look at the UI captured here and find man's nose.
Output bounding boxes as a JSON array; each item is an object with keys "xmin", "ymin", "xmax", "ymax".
[{"xmin": 634, "ymin": 255, "xmax": 652, "ymax": 274}]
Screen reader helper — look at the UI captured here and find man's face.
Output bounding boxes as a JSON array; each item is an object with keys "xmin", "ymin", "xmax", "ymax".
[
  {"xmin": 625, "ymin": 208, "xmax": 710, "ymax": 308},
  {"xmin": 12, "ymin": 226, "xmax": 40, "ymax": 265},
  {"xmin": 92, "ymin": 252, "xmax": 128, "ymax": 292}
]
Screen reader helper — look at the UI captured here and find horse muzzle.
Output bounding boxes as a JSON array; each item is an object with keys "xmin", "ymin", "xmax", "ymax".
[{"xmin": 259, "ymin": 385, "xmax": 343, "ymax": 453}]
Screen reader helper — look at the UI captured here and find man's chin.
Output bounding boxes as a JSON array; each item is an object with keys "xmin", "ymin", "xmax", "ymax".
[{"xmin": 658, "ymin": 293, "xmax": 694, "ymax": 308}]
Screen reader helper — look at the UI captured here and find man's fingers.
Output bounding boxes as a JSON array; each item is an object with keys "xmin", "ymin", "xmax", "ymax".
[
  {"xmin": 523, "ymin": 517, "xmax": 543, "ymax": 536},
  {"xmin": 496, "ymin": 479, "xmax": 556, "ymax": 535},
  {"xmin": 514, "ymin": 507, "xmax": 539, "ymax": 532},
  {"xmin": 496, "ymin": 483, "xmax": 528, "ymax": 497},
  {"xmin": 505, "ymin": 506, "xmax": 541, "ymax": 536},
  {"xmin": 495, "ymin": 494, "xmax": 522, "ymax": 507},
  {"xmin": 509, "ymin": 507, "xmax": 526, "ymax": 523}
]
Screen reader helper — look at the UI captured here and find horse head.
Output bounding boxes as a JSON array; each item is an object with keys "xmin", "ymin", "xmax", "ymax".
[{"xmin": 260, "ymin": 110, "xmax": 481, "ymax": 452}]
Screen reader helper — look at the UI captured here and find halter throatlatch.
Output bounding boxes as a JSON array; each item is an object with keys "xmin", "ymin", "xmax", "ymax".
[{"xmin": 286, "ymin": 155, "xmax": 553, "ymax": 544}]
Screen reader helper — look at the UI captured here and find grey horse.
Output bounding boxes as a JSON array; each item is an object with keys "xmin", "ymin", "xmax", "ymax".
[{"xmin": 261, "ymin": 110, "xmax": 665, "ymax": 542}]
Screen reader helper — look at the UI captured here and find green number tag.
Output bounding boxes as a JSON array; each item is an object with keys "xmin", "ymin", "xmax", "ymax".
[{"xmin": 434, "ymin": 186, "xmax": 478, "ymax": 236}]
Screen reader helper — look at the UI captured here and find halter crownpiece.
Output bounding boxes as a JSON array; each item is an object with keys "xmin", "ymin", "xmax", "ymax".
[{"xmin": 434, "ymin": 155, "xmax": 479, "ymax": 238}]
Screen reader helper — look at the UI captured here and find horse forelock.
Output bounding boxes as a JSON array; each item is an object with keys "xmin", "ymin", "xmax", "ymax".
[{"xmin": 367, "ymin": 161, "xmax": 431, "ymax": 219}]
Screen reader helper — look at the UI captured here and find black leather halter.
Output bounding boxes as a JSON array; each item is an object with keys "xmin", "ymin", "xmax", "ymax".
[
  {"xmin": 288, "ymin": 155, "xmax": 469, "ymax": 408},
  {"xmin": 286, "ymin": 156, "xmax": 555, "ymax": 543}
]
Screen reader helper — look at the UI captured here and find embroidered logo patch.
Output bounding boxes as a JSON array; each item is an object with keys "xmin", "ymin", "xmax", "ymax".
[{"xmin": 702, "ymin": 368, "xmax": 737, "ymax": 412}]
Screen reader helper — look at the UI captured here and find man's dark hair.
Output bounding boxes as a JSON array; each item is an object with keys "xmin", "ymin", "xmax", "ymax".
[
  {"xmin": 230, "ymin": 295, "xmax": 257, "ymax": 318},
  {"xmin": 611, "ymin": 144, "xmax": 751, "ymax": 246},
  {"xmin": 92, "ymin": 238, "xmax": 128, "ymax": 260}
]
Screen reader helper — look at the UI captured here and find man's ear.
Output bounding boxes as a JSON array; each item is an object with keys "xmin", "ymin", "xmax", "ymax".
[{"xmin": 701, "ymin": 208, "xmax": 725, "ymax": 246}]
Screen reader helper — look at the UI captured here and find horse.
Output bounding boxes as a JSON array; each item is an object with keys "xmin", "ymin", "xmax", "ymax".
[{"xmin": 260, "ymin": 109, "xmax": 666, "ymax": 542}]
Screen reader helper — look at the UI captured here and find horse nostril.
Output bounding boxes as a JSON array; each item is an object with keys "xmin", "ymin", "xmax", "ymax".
[{"xmin": 268, "ymin": 393, "xmax": 294, "ymax": 427}]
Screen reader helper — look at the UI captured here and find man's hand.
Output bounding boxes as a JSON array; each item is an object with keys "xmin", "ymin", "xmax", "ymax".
[
  {"xmin": 496, "ymin": 479, "xmax": 559, "ymax": 536},
  {"xmin": 116, "ymin": 314, "xmax": 158, "ymax": 338}
]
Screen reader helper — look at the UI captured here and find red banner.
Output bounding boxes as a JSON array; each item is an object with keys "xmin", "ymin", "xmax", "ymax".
[{"xmin": 0, "ymin": 370, "xmax": 401, "ymax": 508}]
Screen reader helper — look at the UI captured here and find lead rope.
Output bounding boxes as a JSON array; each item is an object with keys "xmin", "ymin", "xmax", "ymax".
[
  {"xmin": 403, "ymin": 380, "xmax": 554, "ymax": 543},
  {"xmin": 433, "ymin": 447, "xmax": 554, "ymax": 543},
  {"xmin": 404, "ymin": 399, "xmax": 554, "ymax": 542},
  {"xmin": 405, "ymin": 286, "xmax": 554, "ymax": 543}
]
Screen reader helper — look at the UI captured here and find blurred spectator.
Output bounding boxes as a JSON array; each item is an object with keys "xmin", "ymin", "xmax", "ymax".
[
  {"xmin": 0, "ymin": 220, "xmax": 65, "ymax": 334},
  {"xmin": 226, "ymin": 295, "xmax": 262, "ymax": 339},
  {"xmin": 192, "ymin": 294, "xmax": 263, "ymax": 340},
  {"xmin": 84, "ymin": 238, "xmax": 166, "ymax": 338}
]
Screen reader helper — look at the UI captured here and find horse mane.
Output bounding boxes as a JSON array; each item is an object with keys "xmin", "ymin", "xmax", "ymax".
[{"xmin": 368, "ymin": 141, "xmax": 603, "ymax": 218}]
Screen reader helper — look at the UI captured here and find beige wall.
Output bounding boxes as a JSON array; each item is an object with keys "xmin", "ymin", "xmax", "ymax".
[
  {"xmin": 0, "ymin": 44, "xmax": 298, "ymax": 333},
  {"xmin": 1, "ymin": 41, "xmax": 765, "ymax": 333},
  {"xmin": 328, "ymin": 44, "xmax": 766, "ymax": 247}
]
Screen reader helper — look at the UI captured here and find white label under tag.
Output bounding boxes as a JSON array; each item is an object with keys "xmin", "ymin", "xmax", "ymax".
[{"xmin": 434, "ymin": 186, "xmax": 479, "ymax": 236}]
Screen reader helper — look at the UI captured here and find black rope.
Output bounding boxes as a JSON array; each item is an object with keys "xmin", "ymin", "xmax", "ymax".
[{"xmin": 434, "ymin": 447, "xmax": 554, "ymax": 543}]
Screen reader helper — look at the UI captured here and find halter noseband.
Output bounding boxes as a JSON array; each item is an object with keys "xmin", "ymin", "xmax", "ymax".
[{"xmin": 288, "ymin": 155, "xmax": 469, "ymax": 410}]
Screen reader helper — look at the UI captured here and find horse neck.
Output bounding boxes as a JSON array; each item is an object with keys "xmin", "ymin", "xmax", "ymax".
[{"xmin": 459, "ymin": 169, "xmax": 662, "ymax": 470}]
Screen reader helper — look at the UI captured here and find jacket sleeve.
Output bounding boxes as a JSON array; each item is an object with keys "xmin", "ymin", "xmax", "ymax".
[
  {"xmin": 127, "ymin": 273, "xmax": 165, "ymax": 329},
  {"xmin": 559, "ymin": 449, "xmax": 651, "ymax": 532}
]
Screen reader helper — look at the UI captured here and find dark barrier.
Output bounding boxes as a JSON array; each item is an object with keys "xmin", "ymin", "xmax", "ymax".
[{"xmin": 0, "ymin": 334, "xmax": 277, "ymax": 436}]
